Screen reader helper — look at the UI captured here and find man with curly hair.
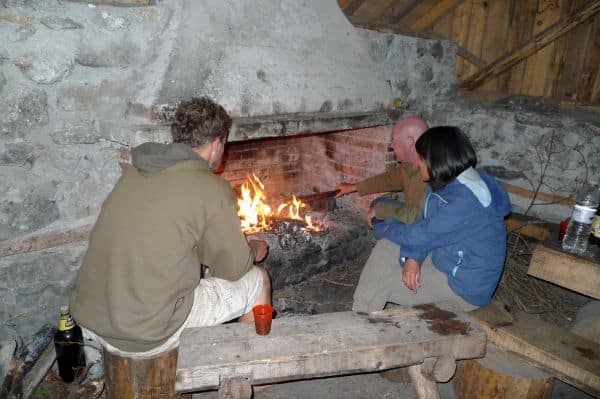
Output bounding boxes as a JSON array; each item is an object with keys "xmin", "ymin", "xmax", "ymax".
[{"xmin": 70, "ymin": 97, "xmax": 271, "ymax": 357}]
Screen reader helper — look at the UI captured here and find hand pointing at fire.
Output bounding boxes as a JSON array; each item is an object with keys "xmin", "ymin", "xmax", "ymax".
[{"xmin": 335, "ymin": 182, "xmax": 357, "ymax": 197}]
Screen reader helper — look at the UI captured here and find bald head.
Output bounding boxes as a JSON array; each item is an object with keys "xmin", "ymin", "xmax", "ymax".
[{"xmin": 390, "ymin": 116, "xmax": 429, "ymax": 167}]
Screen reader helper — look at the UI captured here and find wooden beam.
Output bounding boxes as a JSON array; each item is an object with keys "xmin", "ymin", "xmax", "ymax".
[
  {"xmin": 0, "ymin": 224, "xmax": 92, "ymax": 258},
  {"xmin": 528, "ymin": 242, "xmax": 600, "ymax": 300},
  {"xmin": 391, "ymin": 0, "xmax": 422, "ymax": 24},
  {"xmin": 500, "ymin": 181, "xmax": 575, "ymax": 208},
  {"xmin": 411, "ymin": 0, "xmax": 464, "ymax": 31},
  {"xmin": 470, "ymin": 308, "xmax": 600, "ymax": 396},
  {"xmin": 348, "ymin": 15, "xmax": 487, "ymax": 68},
  {"xmin": 460, "ymin": 1, "xmax": 600, "ymax": 90},
  {"xmin": 343, "ymin": 0, "xmax": 365, "ymax": 15}
]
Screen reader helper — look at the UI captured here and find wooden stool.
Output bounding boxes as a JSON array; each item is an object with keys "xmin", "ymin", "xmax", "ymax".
[{"xmin": 103, "ymin": 347, "xmax": 191, "ymax": 399}]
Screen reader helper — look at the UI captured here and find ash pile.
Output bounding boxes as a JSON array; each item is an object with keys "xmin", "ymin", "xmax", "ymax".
[{"xmin": 249, "ymin": 207, "xmax": 374, "ymax": 290}]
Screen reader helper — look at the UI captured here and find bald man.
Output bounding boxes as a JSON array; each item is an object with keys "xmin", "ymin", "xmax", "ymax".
[{"xmin": 336, "ymin": 116, "xmax": 429, "ymax": 227}]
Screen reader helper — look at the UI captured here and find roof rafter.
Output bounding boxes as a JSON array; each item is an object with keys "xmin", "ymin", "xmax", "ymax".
[
  {"xmin": 344, "ymin": 0, "xmax": 365, "ymax": 15},
  {"xmin": 460, "ymin": 0, "xmax": 600, "ymax": 90},
  {"xmin": 411, "ymin": 0, "xmax": 464, "ymax": 30}
]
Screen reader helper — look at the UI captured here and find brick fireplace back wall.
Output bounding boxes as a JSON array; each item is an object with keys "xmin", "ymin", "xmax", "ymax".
[{"xmin": 220, "ymin": 125, "xmax": 394, "ymax": 212}]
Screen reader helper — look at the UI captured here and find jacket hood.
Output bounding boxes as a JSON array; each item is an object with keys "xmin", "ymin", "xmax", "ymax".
[
  {"xmin": 478, "ymin": 171, "xmax": 511, "ymax": 218},
  {"xmin": 131, "ymin": 142, "xmax": 203, "ymax": 173}
]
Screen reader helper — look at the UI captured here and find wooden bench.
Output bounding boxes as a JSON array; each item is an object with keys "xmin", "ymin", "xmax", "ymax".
[
  {"xmin": 175, "ymin": 303, "xmax": 487, "ymax": 399},
  {"xmin": 470, "ymin": 303, "xmax": 600, "ymax": 397}
]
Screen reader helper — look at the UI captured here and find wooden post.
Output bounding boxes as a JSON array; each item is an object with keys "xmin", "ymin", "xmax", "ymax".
[
  {"xmin": 103, "ymin": 347, "xmax": 191, "ymax": 399},
  {"xmin": 218, "ymin": 377, "xmax": 252, "ymax": 399},
  {"xmin": 408, "ymin": 363, "xmax": 440, "ymax": 399},
  {"xmin": 454, "ymin": 345, "xmax": 552, "ymax": 399}
]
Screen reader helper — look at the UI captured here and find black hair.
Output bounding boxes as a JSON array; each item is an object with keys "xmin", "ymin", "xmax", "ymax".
[{"xmin": 415, "ymin": 126, "xmax": 477, "ymax": 192}]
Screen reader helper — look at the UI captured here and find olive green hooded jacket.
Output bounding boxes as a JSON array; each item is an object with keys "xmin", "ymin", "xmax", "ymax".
[{"xmin": 70, "ymin": 142, "xmax": 253, "ymax": 352}]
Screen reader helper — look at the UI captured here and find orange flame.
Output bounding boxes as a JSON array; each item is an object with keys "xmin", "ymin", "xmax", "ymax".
[{"xmin": 236, "ymin": 175, "xmax": 321, "ymax": 233}]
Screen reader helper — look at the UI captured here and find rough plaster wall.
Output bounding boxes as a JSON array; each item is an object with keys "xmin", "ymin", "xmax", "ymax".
[
  {"xmin": 0, "ymin": 0, "xmax": 175, "ymax": 341},
  {"xmin": 358, "ymin": 29, "xmax": 457, "ymax": 107}
]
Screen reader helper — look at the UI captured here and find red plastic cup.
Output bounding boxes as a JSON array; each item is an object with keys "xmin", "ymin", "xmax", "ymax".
[
  {"xmin": 559, "ymin": 218, "xmax": 569, "ymax": 241},
  {"xmin": 252, "ymin": 304, "xmax": 274, "ymax": 336}
]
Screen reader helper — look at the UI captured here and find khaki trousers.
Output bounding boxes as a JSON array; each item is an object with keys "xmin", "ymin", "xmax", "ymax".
[{"xmin": 352, "ymin": 239, "xmax": 477, "ymax": 313}]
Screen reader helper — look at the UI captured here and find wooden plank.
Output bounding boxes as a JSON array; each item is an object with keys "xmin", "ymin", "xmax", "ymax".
[
  {"xmin": 550, "ymin": 0, "xmax": 593, "ymax": 100},
  {"xmin": 343, "ymin": 0, "xmax": 366, "ymax": 14},
  {"xmin": 348, "ymin": 15, "xmax": 486, "ymax": 68},
  {"xmin": 176, "ymin": 306, "xmax": 486, "ymax": 392},
  {"xmin": 528, "ymin": 242, "xmax": 600, "ymax": 299},
  {"xmin": 575, "ymin": 10, "xmax": 600, "ymax": 102},
  {"xmin": 337, "ymin": 0, "xmax": 351, "ymax": 9},
  {"xmin": 0, "ymin": 224, "xmax": 93, "ymax": 258},
  {"xmin": 480, "ymin": 0, "xmax": 511, "ymax": 92},
  {"xmin": 591, "ymin": 63, "xmax": 600, "ymax": 103},
  {"xmin": 353, "ymin": 0, "xmax": 396, "ymax": 20},
  {"xmin": 399, "ymin": 0, "xmax": 439, "ymax": 27},
  {"xmin": 505, "ymin": 213, "xmax": 557, "ymax": 241},
  {"xmin": 462, "ymin": 0, "xmax": 487, "ymax": 79},
  {"xmin": 500, "ymin": 180, "xmax": 575, "ymax": 208},
  {"xmin": 391, "ymin": 0, "xmax": 422, "ymax": 24},
  {"xmin": 498, "ymin": 0, "xmax": 538, "ymax": 93},
  {"xmin": 461, "ymin": 1, "xmax": 600, "ymax": 90},
  {"xmin": 450, "ymin": 1, "xmax": 472, "ymax": 80},
  {"xmin": 411, "ymin": 0, "xmax": 464, "ymax": 31},
  {"xmin": 471, "ymin": 307, "xmax": 600, "ymax": 396},
  {"xmin": 432, "ymin": 7, "xmax": 454, "ymax": 38},
  {"xmin": 520, "ymin": 0, "xmax": 567, "ymax": 96}
]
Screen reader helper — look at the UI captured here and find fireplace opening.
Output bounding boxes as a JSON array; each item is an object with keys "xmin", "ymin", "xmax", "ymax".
[{"xmin": 218, "ymin": 126, "xmax": 395, "ymax": 290}]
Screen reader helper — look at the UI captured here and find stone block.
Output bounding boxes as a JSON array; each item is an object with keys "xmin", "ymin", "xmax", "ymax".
[
  {"xmin": 0, "ymin": 242, "xmax": 86, "ymax": 341},
  {"xmin": 8, "ymin": 25, "xmax": 36, "ymax": 42},
  {"xmin": 54, "ymin": 147, "xmax": 122, "ymax": 219},
  {"xmin": 76, "ymin": 30, "xmax": 150, "ymax": 67},
  {"xmin": 0, "ymin": 143, "xmax": 35, "ymax": 166},
  {"xmin": 97, "ymin": 10, "xmax": 130, "ymax": 31},
  {"xmin": 0, "ymin": 72, "xmax": 5, "ymax": 93},
  {"xmin": 2, "ymin": 188, "xmax": 59, "ymax": 237},
  {"xmin": 40, "ymin": 16, "xmax": 83, "ymax": 30},
  {"xmin": 14, "ymin": 51, "xmax": 74, "ymax": 84},
  {"xmin": 0, "ymin": 87, "xmax": 48, "ymax": 137},
  {"xmin": 51, "ymin": 121, "xmax": 100, "ymax": 145},
  {"xmin": 58, "ymin": 80, "xmax": 129, "ymax": 116}
]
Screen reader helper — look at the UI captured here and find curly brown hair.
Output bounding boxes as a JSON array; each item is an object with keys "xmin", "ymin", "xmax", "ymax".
[{"xmin": 171, "ymin": 97, "xmax": 232, "ymax": 147}]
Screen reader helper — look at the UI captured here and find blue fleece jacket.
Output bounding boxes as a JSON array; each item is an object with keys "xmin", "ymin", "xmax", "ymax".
[{"xmin": 373, "ymin": 168, "xmax": 511, "ymax": 307}]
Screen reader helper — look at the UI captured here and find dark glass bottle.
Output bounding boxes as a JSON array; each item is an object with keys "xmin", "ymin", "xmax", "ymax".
[
  {"xmin": 54, "ymin": 305, "xmax": 86, "ymax": 383},
  {"xmin": 590, "ymin": 206, "xmax": 600, "ymax": 247}
]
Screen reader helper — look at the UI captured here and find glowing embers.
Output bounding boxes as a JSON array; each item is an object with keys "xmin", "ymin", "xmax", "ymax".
[{"xmin": 237, "ymin": 174, "xmax": 323, "ymax": 233}]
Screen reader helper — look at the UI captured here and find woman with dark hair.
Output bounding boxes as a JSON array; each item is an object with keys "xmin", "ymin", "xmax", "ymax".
[{"xmin": 353, "ymin": 126, "xmax": 511, "ymax": 312}]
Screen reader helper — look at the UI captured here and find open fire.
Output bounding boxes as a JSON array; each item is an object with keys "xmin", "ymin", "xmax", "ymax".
[{"xmin": 237, "ymin": 174, "xmax": 322, "ymax": 233}]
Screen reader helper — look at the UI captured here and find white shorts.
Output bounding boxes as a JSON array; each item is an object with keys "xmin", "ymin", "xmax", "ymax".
[{"xmin": 84, "ymin": 266, "xmax": 264, "ymax": 358}]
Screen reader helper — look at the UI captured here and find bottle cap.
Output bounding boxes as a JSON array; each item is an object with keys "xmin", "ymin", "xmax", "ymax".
[{"xmin": 60, "ymin": 305, "xmax": 70, "ymax": 315}]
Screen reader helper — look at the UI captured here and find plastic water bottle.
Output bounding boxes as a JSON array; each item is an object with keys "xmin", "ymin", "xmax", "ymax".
[{"xmin": 562, "ymin": 182, "xmax": 600, "ymax": 254}]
